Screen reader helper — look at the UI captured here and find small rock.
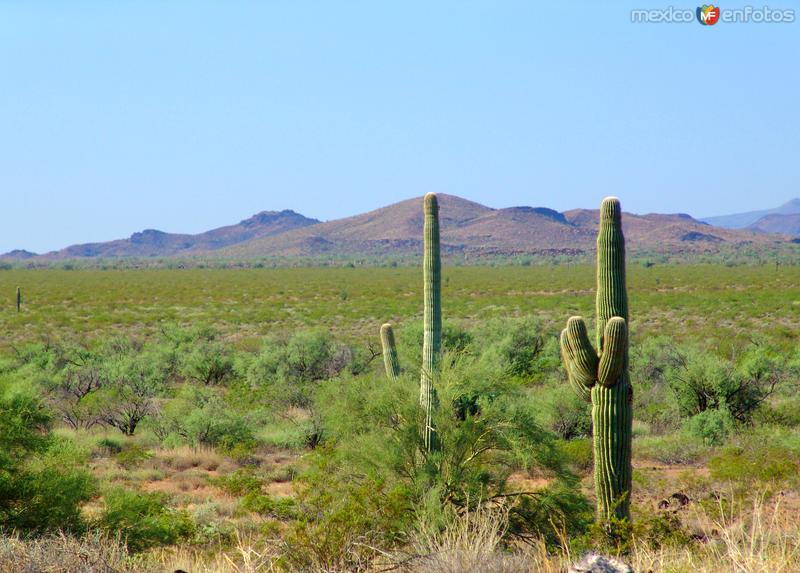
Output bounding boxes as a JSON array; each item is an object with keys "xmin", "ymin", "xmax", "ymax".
[
  {"xmin": 670, "ymin": 492, "xmax": 690, "ymax": 506},
  {"xmin": 568, "ymin": 553, "xmax": 634, "ymax": 573}
]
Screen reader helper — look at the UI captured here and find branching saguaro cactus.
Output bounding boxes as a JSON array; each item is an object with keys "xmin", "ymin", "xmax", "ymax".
[
  {"xmin": 560, "ymin": 197, "xmax": 632, "ymax": 521},
  {"xmin": 379, "ymin": 192, "xmax": 442, "ymax": 452}
]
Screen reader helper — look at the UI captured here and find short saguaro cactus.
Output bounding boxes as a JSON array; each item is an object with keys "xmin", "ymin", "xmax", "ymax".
[{"xmin": 379, "ymin": 323, "xmax": 400, "ymax": 382}]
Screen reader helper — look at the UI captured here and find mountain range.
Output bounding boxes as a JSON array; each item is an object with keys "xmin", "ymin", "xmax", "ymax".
[
  {"xmin": 7, "ymin": 210, "xmax": 319, "ymax": 259},
  {"xmin": 3, "ymin": 195, "xmax": 796, "ymax": 262},
  {"xmin": 702, "ymin": 199, "xmax": 800, "ymax": 233}
]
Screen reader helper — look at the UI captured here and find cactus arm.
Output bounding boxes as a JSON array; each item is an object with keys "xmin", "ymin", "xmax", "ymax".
[
  {"xmin": 560, "ymin": 328, "xmax": 592, "ymax": 403},
  {"xmin": 562, "ymin": 316, "xmax": 599, "ymax": 391},
  {"xmin": 597, "ymin": 317, "xmax": 627, "ymax": 388},
  {"xmin": 420, "ymin": 192, "xmax": 441, "ymax": 451},
  {"xmin": 380, "ymin": 323, "xmax": 401, "ymax": 381}
]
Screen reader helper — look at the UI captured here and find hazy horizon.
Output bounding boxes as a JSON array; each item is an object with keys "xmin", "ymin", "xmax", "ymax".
[{"xmin": 2, "ymin": 2, "xmax": 797, "ymax": 253}]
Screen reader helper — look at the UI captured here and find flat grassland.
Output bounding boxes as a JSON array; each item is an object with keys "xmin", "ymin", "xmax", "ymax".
[{"xmin": 2, "ymin": 264, "xmax": 799, "ymax": 348}]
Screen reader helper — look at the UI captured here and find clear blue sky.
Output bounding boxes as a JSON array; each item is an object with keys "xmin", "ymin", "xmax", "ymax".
[{"xmin": 1, "ymin": 1, "xmax": 797, "ymax": 253}]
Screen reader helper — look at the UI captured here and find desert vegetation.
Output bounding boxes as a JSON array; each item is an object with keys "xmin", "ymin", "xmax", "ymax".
[{"xmin": 0, "ymin": 196, "xmax": 800, "ymax": 572}]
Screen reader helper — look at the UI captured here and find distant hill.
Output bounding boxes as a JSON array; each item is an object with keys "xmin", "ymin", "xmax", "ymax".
[
  {"xmin": 1, "ymin": 249, "xmax": 38, "ymax": 260},
  {"xmin": 219, "ymin": 195, "xmax": 598, "ymax": 257},
  {"xmin": 747, "ymin": 213, "xmax": 800, "ymax": 236},
  {"xmin": 702, "ymin": 199, "xmax": 800, "ymax": 229},
  {"xmin": 3, "ymin": 195, "xmax": 792, "ymax": 263},
  {"xmin": 33, "ymin": 210, "xmax": 319, "ymax": 259},
  {"xmin": 219, "ymin": 194, "xmax": 785, "ymax": 259}
]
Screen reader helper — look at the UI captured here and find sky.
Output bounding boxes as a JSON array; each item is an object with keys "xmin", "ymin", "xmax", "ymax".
[{"xmin": 1, "ymin": 1, "xmax": 798, "ymax": 253}]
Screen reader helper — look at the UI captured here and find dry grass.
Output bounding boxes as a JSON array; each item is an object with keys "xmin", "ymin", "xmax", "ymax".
[
  {"xmin": 155, "ymin": 533, "xmax": 281, "ymax": 573},
  {"xmin": 629, "ymin": 495, "xmax": 800, "ymax": 573},
  {"xmin": 2, "ymin": 496, "xmax": 799, "ymax": 573},
  {"xmin": 0, "ymin": 532, "xmax": 149, "ymax": 573},
  {"xmin": 388, "ymin": 495, "xmax": 800, "ymax": 573},
  {"xmin": 0, "ymin": 531, "xmax": 282, "ymax": 573},
  {"xmin": 395, "ymin": 505, "xmax": 561, "ymax": 573},
  {"xmin": 158, "ymin": 445, "xmax": 228, "ymax": 473}
]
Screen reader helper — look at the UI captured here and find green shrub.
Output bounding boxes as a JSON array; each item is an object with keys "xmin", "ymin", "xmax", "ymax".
[
  {"xmin": 667, "ymin": 345, "xmax": 784, "ymax": 424},
  {"xmin": 210, "ymin": 469, "xmax": 296, "ymax": 519},
  {"xmin": 709, "ymin": 441, "xmax": 798, "ymax": 485},
  {"xmin": 97, "ymin": 347, "xmax": 169, "ymax": 436},
  {"xmin": 754, "ymin": 396, "xmax": 800, "ymax": 428},
  {"xmin": 557, "ymin": 438, "xmax": 593, "ymax": 474},
  {"xmin": 190, "ymin": 502, "xmax": 235, "ymax": 546},
  {"xmin": 185, "ymin": 408, "xmax": 255, "ymax": 451},
  {"xmin": 39, "ymin": 342, "xmax": 105, "ymax": 430},
  {"xmin": 635, "ymin": 434, "xmax": 708, "ymax": 465},
  {"xmin": 397, "ymin": 321, "xmax": 474, "ymax": 370},
  {"xmin": 114, "ymin": 444, "xmax": 153, "ymax": 469},
  {"xmin": 630, "ymin": 339, "xmax": 786, "ymax": 432},
  {"xmin": 284, "ymin": 453, "xmax": 410, "ymax": 571},
  {"xmin": 478, "ymin": 317, "xmax": 555, "ymax": 380},
  {"xmin": 257, "ymin": 418, "xmax": 311, "ymax": 450},
  {"xmin": 96, "ymin": 488, "xmax": 195, "ymax": 552},
  {"xmin": 747, "ymin": 425, "xmax": 800, "ymax": 456},
  {"xmin": 152, "ymin": 385, "xmax": 257, "ymax": 452},
  {"xmin": 179, "ymin": 339, "xmax": 235, "ymax": 386},
  {"xmin": 95, "ymin": 437, "xmax": 123, "ymax": 456},
  {"xmin": 244, "ymin": 329, "xmax": 360, "ymax": 410},
  {"xmin": 629, "ymin": 337, "xmax": 683, "ymax": 434},
  {"xmin": 302, "ymin": 354, "xmax": 590, "ymax": 564},
  {"xmin": 539, "ymin": 384, "xmax": 592, "ymax": 440},
  {"xmin": 0, "ymin": 386, "xmax": 95, "ymax": 533},
  {"xmin": 241, "ymin": 491, "xmax": 296, "ymax": 519},
  {"xmin": 682, "ymin": 409, "xmax": 735, "ymax": 446},
  {"xmin": 12, "ymin": 438, "xmax": 96, "ymax": 533},
  {"xmin": 210, "ymin": 468, "xmax": 263, "ymax": 496}
]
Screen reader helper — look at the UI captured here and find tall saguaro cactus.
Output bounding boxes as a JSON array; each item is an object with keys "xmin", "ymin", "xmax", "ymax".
[
  {"xmin": 560, "ymin": 197, "xmax": 632, "ymax": 521},
  {"xmin": 420, "ymin": 192, "xmax": 441, "ymax": 451},
  {"xmin": 16, "ymin": 286, "xmax": 21, "ymax": 313},
  {"xmin": 379, "ymin": 193, "xmax": 442, "ymax": 452}
]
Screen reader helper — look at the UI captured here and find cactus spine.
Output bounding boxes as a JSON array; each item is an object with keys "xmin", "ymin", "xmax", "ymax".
[
  {"xmin": 380, "ymin": 323, "xmax": 401, "ymax": 381},
  {"xmin": 421, "ymin": 193, "xmax": 441, "ymax": 452},
  {"xmin": 560, "ymin": 197, "xmax": 632, "ymax": 521},
  {"xmin": 16, "ymin": 286, "xmax": 21, "ymax": 313}
]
